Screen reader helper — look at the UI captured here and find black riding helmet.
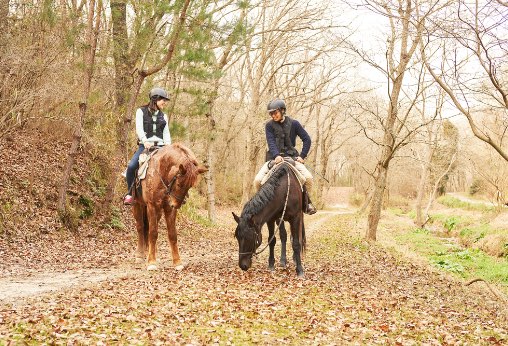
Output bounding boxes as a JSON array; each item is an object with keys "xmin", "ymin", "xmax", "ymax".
[
  {"xmin": 149, "ymin": 87, "xmax": 170, "ymax": 101},
  {"xmin": 267, "ymin": 99, "xmax": 286, "ymax": 113}
]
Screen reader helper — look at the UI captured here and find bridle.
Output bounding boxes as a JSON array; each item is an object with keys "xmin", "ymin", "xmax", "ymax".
[
  {"xmin": 159, "ymin": 171, "xmax": 188, "ymax": 204},
  {"xmin": 238, "ymin": 170, "xmax": 291, "ymax": 258}
]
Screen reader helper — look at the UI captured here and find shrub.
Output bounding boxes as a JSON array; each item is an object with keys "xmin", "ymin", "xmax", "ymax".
[
  {"xmin": 78, "ymin": 195, "xmax": 94, "ymax": 219},
  {"xmin": 444, "ymin": 217, "xmax": 458, "ymax": 234},
  {"xmin": 348, "ymin": 193, "xmax": 364, "ymax": 207},
  {"xmin": 477, "ymin": 234, "xmax": 508, "ymax": 257},
  {"xmin": 58, "ymin": 204, "xmax": 80, "ymax": 231},
  {"xmin": 469, "ymin": 179, "xmax": 483, "ymax": 196}
]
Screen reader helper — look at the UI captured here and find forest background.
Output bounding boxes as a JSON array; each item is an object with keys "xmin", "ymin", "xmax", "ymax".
[{"xmin": 1, "ymin": 0, "xmax": 508, "ymax": 245}]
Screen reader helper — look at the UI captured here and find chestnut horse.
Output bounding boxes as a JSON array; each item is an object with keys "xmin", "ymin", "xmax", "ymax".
[
  {"xmin": 233, "ymin": 162, "xmax": 306, "ymax": 277},
  {"xmin": 131, "ymin": 143, "xmax": 207, "ymax": 270}
]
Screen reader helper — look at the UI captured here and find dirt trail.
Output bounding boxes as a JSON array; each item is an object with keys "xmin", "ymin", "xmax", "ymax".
[
  {"xmin": 0, "ymin": 189, "xmax": 354, "ymax": 303},
  {"xmin": 0, "ymin": 269, "xmax": 124, "ymax": 301},
  {"xmin": 2, "ymin": 189, "xmax": 507, "ymax": 344}
]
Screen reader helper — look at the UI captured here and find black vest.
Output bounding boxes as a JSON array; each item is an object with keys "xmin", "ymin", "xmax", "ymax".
[
  {"xmin": 141, "ymin": 106, "xmax": 166, "ymax": 140},
  {"xmin": 266, "ymin": 116, "xmax": 299, "ymax": 161}
]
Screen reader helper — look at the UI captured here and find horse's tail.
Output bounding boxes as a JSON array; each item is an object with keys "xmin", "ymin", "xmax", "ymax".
[{"xmin": 300, "ymin": 218, "xmax": 306, "ymax": 254}]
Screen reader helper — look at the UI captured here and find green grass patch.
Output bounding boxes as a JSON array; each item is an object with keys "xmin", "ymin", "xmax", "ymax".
[
  {"xmin": 394, "ymin": 228, "xmax": 508, "ymax": 291},
  {"xmin": 437, "ymin": 195, "xmax": 495, "ymax": 212},
  {"xmin": 180, "ymin": 203, "xmax": 214, "ymax": 228},
  {"xmin": 428, "ymin": 213, "xmax": 475, "ymax": 227}
]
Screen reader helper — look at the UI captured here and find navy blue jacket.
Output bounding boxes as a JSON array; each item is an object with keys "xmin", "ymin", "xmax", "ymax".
[{"xmin": 265, "ymin": 116, "xmax": 311, "ymax": 160}]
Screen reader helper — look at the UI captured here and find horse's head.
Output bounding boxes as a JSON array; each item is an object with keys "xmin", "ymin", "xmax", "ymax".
[
  {"xmin": 232, "ymin": 212, "xmax": 262, "ymax": 271},
  {"xmin": 166, "ymin": 162, "xmax": 207, "ymax": 209}
]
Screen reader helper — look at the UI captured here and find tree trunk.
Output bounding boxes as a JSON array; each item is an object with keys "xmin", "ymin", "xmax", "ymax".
[
  {"xmin": 0, "ymin": 0, "xmax": 8, "ymax": 108},
  {"xmin": 241, "ymin": 129, "xmax": 262, "ymax": 204},
  {"xmin": 366, "ymin": 164, "xmax": 388, "ymax": 241},
  {"xmin": 317, "ymin": 155, "xmax": 328, "ymax": 207},
  {"xmin": 57, "ymin": 102, "xmax": 86, "ymax": 212},
  {"xmin": 415, "ymin": 148, "xmax": 432, "ymax": 227},
  {"xmin": 312, "ymin": 107, "xmax": 322, "ymax": 205},
  {"xmin": 102, "ymin": 0, "xmax": 130, "ymax": 215},
  {"xmin": 204, "ymin": 98, "xmax": 217, "ymax": 222},
  {"xmin": 423, "ymin": 153, "xmax": 457, "ymax": 218},
  {"xmin": 111, "ymin": 0, "xmax": 129, "ymax": 110},
  {"xmin": 204, "ymin": 140, "xmax": 216, "ymax": 221},
  {"xmin": 0, "ymin": 0, "xmax": 7, "ymax": 45},
  {"xmin": 57, "ymin": 0, "xmax": 102, "ymax": 220}
]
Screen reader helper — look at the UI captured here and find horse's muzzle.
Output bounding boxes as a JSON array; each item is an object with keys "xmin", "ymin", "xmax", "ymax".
[{"xmin": 239, "ymin": 257, "xmax": 252, "ymax": 271}]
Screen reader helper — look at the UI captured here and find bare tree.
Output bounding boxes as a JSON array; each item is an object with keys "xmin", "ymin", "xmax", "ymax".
[
  {"xmin": 121, "ymin": 0, "xmax": 192, "ymax": 153},
  {"xmin": 238, "ymin": 0, "xmax": 345, "ymax": 203},
  {"xmin": 421, "ymin": 0, "xmax": 508, "ymax": 161},
  {"xmin": 58, "ymin": 0, "xmax": 103, "ymax": 218},
  {"xmin": 414, "ymin": 112, "xmax": 459, "ymax": 227},
  {"xmin": 353, "ymin": 0, "xmax": 443, "ymax": 240},
  {"xmin": 468, "ymin": 145, "xmax": 508, "ymax": 206},
  {"xmin": 202, "ymin": 3, "xmax": 248, "ymax": 221}
]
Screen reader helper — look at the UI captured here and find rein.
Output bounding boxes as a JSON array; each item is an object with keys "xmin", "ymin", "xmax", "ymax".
[
  {"xmin": 159, "ymin": 171, "xmax": 187, "ymax": 203},
  {"xmin": 239, "ymin": 169, "xmax": 291, "ymax": 257}
]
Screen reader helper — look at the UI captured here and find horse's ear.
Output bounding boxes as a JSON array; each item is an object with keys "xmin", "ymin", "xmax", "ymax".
[
  {"xmin": 179, "ymin": 163, "xmax": 187, "ymax": 175},
  {"xmin": 232, "ymin": 212, "xmax": 240, "ymax": 224},
  {"xmin": 197, "ymin": 165, "xmax": 208, "ymax": 174}
]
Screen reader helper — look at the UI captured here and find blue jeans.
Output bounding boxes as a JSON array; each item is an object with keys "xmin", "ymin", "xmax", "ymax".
[{"xmin": 126, "ymin": 144, "xmax": 145, "ymax": 194}]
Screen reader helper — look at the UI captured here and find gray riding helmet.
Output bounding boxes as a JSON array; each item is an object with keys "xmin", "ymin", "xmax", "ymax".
[
  {"xmin": 149, "ymin": 87, "xmax": 170, "ymax": 100},
  {"xmin": 267, "ymin": 99, "xmax": 286, "ymax": 113}
]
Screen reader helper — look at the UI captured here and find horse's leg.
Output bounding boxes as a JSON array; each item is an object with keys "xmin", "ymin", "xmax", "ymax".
[
  {"xmin": 146, "ymin": 204, "xmax": 163, "ymax": 271},
  {"xmin": 267, "ymin": 220, "xmax": 276, "ymax": 271},
  {"xmin": 278, "ymin": 221, "xmax": 287, "ymax": 268},
  {"xmin": 290, "ymin": 215, "xmax": 304, "ymax": 278},
  {"xmin": 132, "ymin": 204, "xmax": 146, "ymax": 263},
  {"xmin": 143, "ymin": 209, "xmax": 149, "ymax": 256},
  {"xmin": 163, "ymin": 204, "xmax": 183, "ymax": 269}
]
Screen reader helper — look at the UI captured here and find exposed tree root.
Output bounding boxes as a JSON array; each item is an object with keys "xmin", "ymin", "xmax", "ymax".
[{"xmin": 465, "ymin": 278, "xmax": 508, "ymax": 310}]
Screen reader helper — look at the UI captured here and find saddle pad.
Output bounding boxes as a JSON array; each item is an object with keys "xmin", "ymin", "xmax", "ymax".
[
  {"xmin": 137, "ymin": 148, "xmax": 160, "ymax": 180},
  {"xmin": 261, "ymin": 162, "xmax": 305, "ymax": 190}
]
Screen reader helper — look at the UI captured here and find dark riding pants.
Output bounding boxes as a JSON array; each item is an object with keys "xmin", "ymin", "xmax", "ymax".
[{"xmin": 126, "ymin": 144, "xmax": 146, "ymax": 193}]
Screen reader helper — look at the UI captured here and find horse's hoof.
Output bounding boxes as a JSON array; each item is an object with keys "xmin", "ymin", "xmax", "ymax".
[
  {"xmin": 297, "ymin": 271, "xmax": 305, "ymax": 278},
  {"xmin": 279, "ymin": 261, "xmax": 287, "ymax": 268},
  {"xmin": 175, "ymin": 264, "xmax": 185, "ymax": 271},
  {"xmin": 147, "ymin": 264, "xmax": 158, "ymax": 271},
  {"xmin": 268, "ymin": 265, "xmax": 275, "ymax": 272}
]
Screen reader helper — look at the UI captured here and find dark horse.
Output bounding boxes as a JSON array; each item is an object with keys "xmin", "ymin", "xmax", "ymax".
[
  {"xmin": 233, "ymin": 162, "xmax": 306, "ymax": 277},
  {"xmin": 131, "ymin": 143, "xmax": 207, "ymax": 271}
]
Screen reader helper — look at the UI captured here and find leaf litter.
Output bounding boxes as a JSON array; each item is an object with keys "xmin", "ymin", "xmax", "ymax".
[
  {"xmin": 0, "ymin": 133, "xmax": 506, "ymax": 344},
  {"xmin": 0, "ymin": 209, "xmax": 506, "ymax": 345}
]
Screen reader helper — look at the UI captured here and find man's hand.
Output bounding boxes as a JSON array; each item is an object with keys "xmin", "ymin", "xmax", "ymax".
[
  {"xmin": 296, "ymin": 156, "xmax": 305, "ymax": 164},
  {"xmin": 274, "ymin": 155, "xmax": 284, "ymax": 164},
  {"xmin": 144, "ymin": 141, "xmax": 153, "ymax": 149}
]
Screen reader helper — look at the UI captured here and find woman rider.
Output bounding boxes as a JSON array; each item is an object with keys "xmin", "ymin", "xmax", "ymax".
[{"xmin": 123, "ymin": 87, "xmax": 171, "ymax": 205}]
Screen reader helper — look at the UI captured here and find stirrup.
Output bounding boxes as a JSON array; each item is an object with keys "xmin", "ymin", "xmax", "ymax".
[{"xmin": 305, "ymin": 203, "xmax": 317, "ymax": 215}]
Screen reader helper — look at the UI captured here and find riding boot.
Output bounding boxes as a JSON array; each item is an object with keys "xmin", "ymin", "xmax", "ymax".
[{"xmin": 302, "ymin": 187, "xmax": 317, "ymax": 215}]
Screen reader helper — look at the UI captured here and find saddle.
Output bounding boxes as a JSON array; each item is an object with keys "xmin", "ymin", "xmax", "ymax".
[
  {"xmin": 133, "ymin": 147, "xmax": 162, "ymax": 198},
  {"xmin": 262, "ymin": 158, "xmax": 305, "ymax": 190},
  {"xmin": 262, "ymin": 157, "xmax": 315, "ymax": 215}
]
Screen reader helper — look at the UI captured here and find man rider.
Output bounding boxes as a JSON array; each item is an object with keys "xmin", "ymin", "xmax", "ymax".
[{"xmin": 253, "ymin": 99, "xmax": 317, "ymax": 215}]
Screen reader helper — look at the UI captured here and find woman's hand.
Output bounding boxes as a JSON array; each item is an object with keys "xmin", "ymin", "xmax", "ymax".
[
  {"xmin": 296, "ymin": 156, "xmax": 305, "ymax": 164},
  {"xmin": 144, "ymin": 141, "xmax": 153, "ymax": 149}
]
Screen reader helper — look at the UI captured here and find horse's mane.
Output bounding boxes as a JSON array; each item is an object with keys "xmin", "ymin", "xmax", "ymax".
[
  {"xmin": 241, "ymin": 164, "xmax": 289, "ymax": 219},
  {"xmin": 164, "ymin": 143, "xmax": 200, "ymax": 186}
]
